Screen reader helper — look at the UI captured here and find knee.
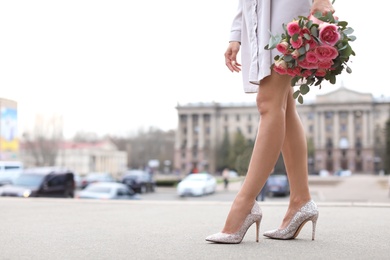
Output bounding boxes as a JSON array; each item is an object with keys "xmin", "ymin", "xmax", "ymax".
[{"xmin": 256, "ymin": 92, "xmax": 286, "ymax": 116}]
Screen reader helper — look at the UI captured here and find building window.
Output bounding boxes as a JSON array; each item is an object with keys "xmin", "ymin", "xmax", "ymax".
[
  {"xmin": 326, "ymin": 124, "xmax": 333, "ymax": 132},
  {"xmin": 183, "ymin": 127, "xmax": 187, "ymax": 135},
  {"xmin": 325, "ymin": 111, "xmax": 333, "ymax": 119},
  {"xmin": 340, "ymin": 124, "xmax": 347, "ymax": 132},
  {"xmin": 224, "ymin": 115, "xmax": 228, "ymax": 122},
  {"xmin": 309, "ymin": 125, "xmax": 314, "ymax": 133},
  {"xmin": 340, "ymin": 111, "xmax": 348, "ymax": 119},
  {"xmin": 180, "ymin": 115, "xmax": 187, "ymax": 123},
  {"xmin": 248, "ymin": 114, "xmax": 252, "ymax": 121},
  {"xmin": 206, "ymin": 126, "xmax": 210, "ymax": 135},
  {"xmin": 247, "ymin": 125, "xmax": 252, "ymax": 134},
  {"xmin": 204, "ymin": 114, "xmax": 210, "ymax": 122},
  {"xmin": 236, "ymin": 114, "xmax": 240, "ymax": 122},
  {"xmin": 307, "ymin": 112, "xmax": 314, "ymax": 120},
  {"xmin": 237, "ymin": 127, "xmax": 241, "ymax": 133}
]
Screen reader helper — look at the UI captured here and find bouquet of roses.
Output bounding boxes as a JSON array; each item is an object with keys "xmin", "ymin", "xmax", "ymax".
[{"xmin": 265, "ymin": 11, "xmax": 356, "ymax": 104}]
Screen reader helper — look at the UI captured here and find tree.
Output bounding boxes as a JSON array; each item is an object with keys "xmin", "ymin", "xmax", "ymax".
[
  {"xmin": 22, "ymin": 114, "xmax": 63, "ymax": 166},
  {"xmin": 216, "ymin": 132, "xmax": 230, "ymax": 171}
]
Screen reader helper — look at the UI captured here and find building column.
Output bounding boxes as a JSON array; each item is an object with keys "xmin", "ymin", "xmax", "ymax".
[
  {"xmin": 348, "ymin": 110, "xmax": 354, "ymax": 146},
  {"xmin": 362, "ymin": 110, "xmax": 368, "ymax": 148},
  {"xmin": 333, "ymin": 111, "xmax": 339, "ymax": 148}
]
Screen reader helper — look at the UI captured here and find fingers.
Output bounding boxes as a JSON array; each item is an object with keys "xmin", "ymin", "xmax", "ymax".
[
  {"xmin": 225, "ymin": 42, "xmax": 241, "ymax": 73},
  {"xmin": 225, "ymin": 54, "xmax": 241, "ymax": 73}
]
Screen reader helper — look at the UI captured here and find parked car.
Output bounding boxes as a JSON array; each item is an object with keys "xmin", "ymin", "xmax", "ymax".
[
  {"xmin": 76, "ymin": 182, "xmax": 140, "ymax": 200},
  {"xmin": 265, "ymin": 174, "xmax": 290, "ymax": 197},
  {"xmin": 121, "ymin": 170, "xmax": 156, "ymax": 194},
  {"xmin": 0, "ymin": 166, "xmax": 75, "ymax": 198},
  {"xmin": 0, "ymin": 161, "xmax": 23, "ymax": 186},
  {"xmin": 335, "ymin": 169, "xmax": 352, "ymax": 177},
  {"xmin": 177, "ymin": 173, "xmax": 217, "ymax": 197},
  {"xmin": 81, "ymin": 172, "xmax": 115, "ymax": 189}
]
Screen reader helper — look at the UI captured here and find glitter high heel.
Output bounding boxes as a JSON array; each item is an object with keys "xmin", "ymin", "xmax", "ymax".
[
  {"xmin": 263, "ymin": 200, "xmax": 319, "ymax": 240},
  {"xmin": 205, "ymin": 201, "xmax": 262, "ymax": 244}
]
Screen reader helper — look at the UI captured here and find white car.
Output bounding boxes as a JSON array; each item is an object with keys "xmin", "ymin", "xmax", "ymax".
[
  {"xmin": 177, "ymin": 173, "xmax": 217, "ymax": 197},
  {"xmin": 76, "ymin": 182, "xmax": 140, "ymax": 200}
]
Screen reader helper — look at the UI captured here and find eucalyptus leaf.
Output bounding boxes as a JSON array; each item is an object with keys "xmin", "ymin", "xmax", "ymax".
[
  {"xmin": 300, "ymin": 84, "xmax": 310, "ymax": 95},
  {"xmin": 346, "ymin": 66, "xmax": 352, "ymax": 73},
  {"xmin": 344, "ymin": 27, "xmax": 354, "ymax": 34},
  {"xmin": 348, "ymin": 35, "xmax": 357, "ymax": 41},
  {"xmin": 293, "ymin": 90, "xmax": 301, "ymax": 99},
  {"xmin": 298, "ymin": 95, "xmax": 303, "ymax": 104}
]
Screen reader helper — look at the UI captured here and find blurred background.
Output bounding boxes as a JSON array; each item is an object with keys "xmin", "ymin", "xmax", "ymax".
[{"xmin": 0, "ymin": 0, "xmax": 389, "ymax": 203}]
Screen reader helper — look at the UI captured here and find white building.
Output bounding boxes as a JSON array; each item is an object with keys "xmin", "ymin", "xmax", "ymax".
[{"xmin": 175, "ymin": 87, "xmax": 390, "ymax": 174}]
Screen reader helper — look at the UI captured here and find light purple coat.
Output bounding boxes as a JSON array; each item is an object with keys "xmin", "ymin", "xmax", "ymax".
[{"xmin": 230, "ymin": 0, "xmax": 311, "ymax": 93}]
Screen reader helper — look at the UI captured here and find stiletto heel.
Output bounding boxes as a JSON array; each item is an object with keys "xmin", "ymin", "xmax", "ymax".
[
  {"xmin": 311, "ymin": 213, "xmax": 319, "ymax": 240},
  {"xmin": 263, "ymin": 200, "xmax": 319, "ymax": 240},
  {"xmin": 205, "ymin": 202, "xmax": 262, "ymax": 244},
  {"xmin": 255, "ymin": 218, "xmax": 261, "ymax": 242}
]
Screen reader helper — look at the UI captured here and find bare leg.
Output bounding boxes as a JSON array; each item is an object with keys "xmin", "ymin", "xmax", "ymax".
[
  {"xmin": 221, "ymin": 70, "xmax": 291, "ymax": 234},
  {"xmin": 279, "ymin": 88, "xmax": 312, "ymax": 229}
]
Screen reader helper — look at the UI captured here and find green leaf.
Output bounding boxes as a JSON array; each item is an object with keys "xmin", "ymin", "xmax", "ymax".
[
  {"xmin": 346, "ymin": 66, "xmax": 352, "ymax": 73},
  {"xmin": 293, "ymin": 90, "xmax": 301, "ymax": 99},
  {"xmin": 348, "ymin": 35, "xmax": 357, "ymax": 41},
  {"xmin": 298, "ymin": 46, "xmax": 306, "ymax": 55},
  {"xmin": 344, "ymin": 27, "xmax": 354, "ymax": 35},
  {"xmin": 329, "ymin": 74, "xmax": 336, "ymax": 84},
  {"xmin": 338, "ymin": 21, "xmax": 348, "ymax": 27},
  {"xmin": 267, "ymin": 34, "xmax": 282, "ymax": 49},
  {"xmin": 298, "ymin": 95, "xmax": 304, "ymax": 104},
  {"xmin": 300, "ymin": 84, "xmax": 310, "ymax": 95},
  {"xmin": 292, "ymin": 33, "xmax": 299, "ymax": 42},
  {"xmin": 284, "ymin": 55, "xmax": 293, "ymax": 62}
]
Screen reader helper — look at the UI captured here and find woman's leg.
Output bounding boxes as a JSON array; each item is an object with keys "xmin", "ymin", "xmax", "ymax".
[
  {"xmin": 279, "ymin": 88, "xmax": 312, "ymax": 228},
  {"xmin": 221, "ymin": 70, "xmax": 291, "ymax": 234}
]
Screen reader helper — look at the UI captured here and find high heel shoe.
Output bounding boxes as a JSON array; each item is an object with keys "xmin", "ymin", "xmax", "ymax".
[
  {"xmin": 263, "ymin": 200, "xmax": 319, "ymax": 240},
  {"xmin": 205, "ymin": 201, "xmax": 262, "ymax": 244}
]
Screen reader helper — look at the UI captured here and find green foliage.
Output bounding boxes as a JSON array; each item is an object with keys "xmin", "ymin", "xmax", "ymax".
[{"xmin": 215, "ymin": 131, "xmax": 254, "ymax": 176}]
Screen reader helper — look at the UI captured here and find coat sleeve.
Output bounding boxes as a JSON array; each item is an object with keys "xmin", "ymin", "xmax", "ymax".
[{"xmin": 229, "ymin": 0, "xmax": 242, "ymax": 43}]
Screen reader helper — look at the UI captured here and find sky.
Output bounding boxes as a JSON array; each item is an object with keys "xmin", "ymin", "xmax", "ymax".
[{"xmin": 0, "ymin": 0, "xmax": 386, "ymax": 139}]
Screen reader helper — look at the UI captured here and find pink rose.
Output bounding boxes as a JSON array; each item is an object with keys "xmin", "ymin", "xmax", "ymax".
[
  {"xmin": 305, "ymin": 51, "xmax": 318, "ymax": 63},
  {"xmin": 318, "ymin": 59, "xmax": 334, "ymax": 69},
  {"xmin": 319, "ymin": 23, "xmax": 340, "ymax": 46},
  {"xmin": 286, "ymin": 67, "xmax": 301, "ymax": 77},
  {"xmin": 287, "ymin": 21, "xmax": 301, "ymax": 36},
  {"xmin": 314, "ymin": 45, "xmax": 338, "ymax": 61},
  {"xmin": 306, "ymin": 38, "xmax": 318, "ymax": 50},
  {"xmin": 273, "ymin": 60, "xmax": 288, "ymax": 75},
  {"xmin": 291, "ymin": 49, "xmax": 300, "ymax": 59},
  {"xmin": 301, "ymin": 70, "xmax": 313, "ymax": 77},
  {"xmin": 276, "ymin": 41, "xmax": 290, "ymax": 55},
  {"xmin": 290, "ymin": 36, "xmax": 303, "ymax": 49},
  {"xmin": 315, "ymin": 69, "xmax": 327, "ymax": 77},
  {"xmin": 298, "ymin": 59, "xmax": 318, "ymax": 70}
]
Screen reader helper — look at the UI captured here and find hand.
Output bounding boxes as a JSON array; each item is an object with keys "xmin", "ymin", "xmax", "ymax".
[
  {"xmin": 311, "ymin": 0, "xmax": 335, "ymax": 15},
  {"xmin": 224, "ymin": 41, "xmax": 241, "ymax": 73}
]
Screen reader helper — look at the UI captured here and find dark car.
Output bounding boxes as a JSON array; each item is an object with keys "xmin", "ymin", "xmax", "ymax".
[
  {"xmin": 81, "ymin": 172, "xmax": 115, "ymax": 189},
  {"xmin": 121, "ymin": 170, "xmax": 156, "ymax": 194},
  {"xmin": 265, "ymin": 174, "xmax": 290, "ymax": 197},
  {"xmin": 0, "ymin": 167, "xmax": 75, "ymax": 198}
]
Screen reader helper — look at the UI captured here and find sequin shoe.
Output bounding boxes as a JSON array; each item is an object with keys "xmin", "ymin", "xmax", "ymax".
[
  {"xmin": 263, "ymin": 200, "xmax": 319, "ymax": 240},
  {"xmin": 205, "ymin": 201, "xmax": 262, "ymax": 244}
]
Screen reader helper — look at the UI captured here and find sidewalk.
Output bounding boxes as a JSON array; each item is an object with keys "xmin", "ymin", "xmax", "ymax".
[{"xmin": 1, "ymin": 197, "xmax": 390, "ymax": 260}]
